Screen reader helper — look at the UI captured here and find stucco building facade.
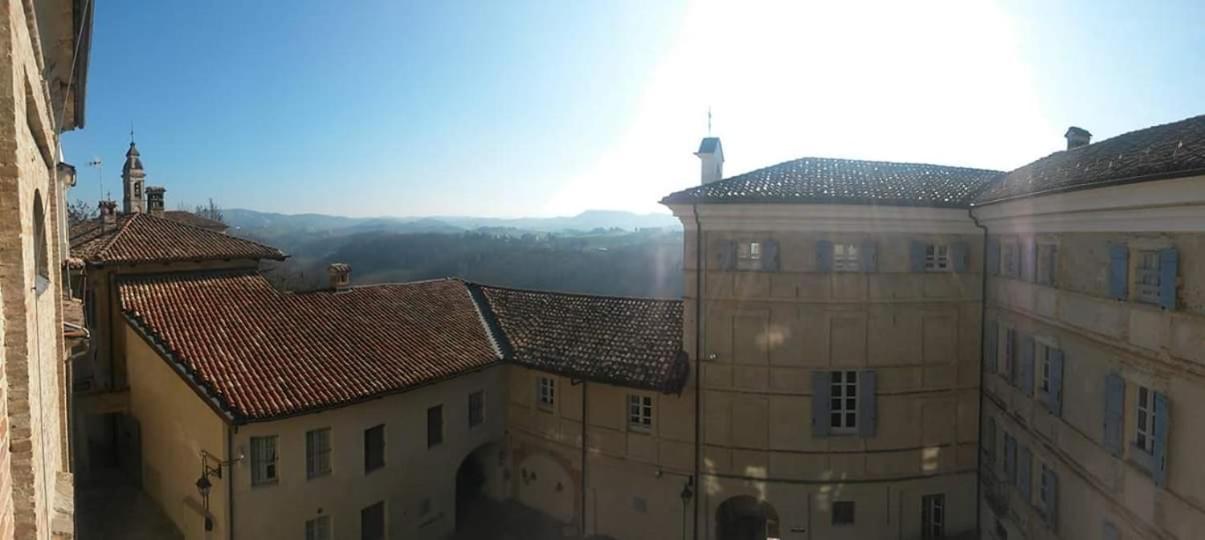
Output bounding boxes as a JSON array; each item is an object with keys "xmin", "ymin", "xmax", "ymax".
[{"xmin": 70, "ymin": 113, "xmax": 1205, "ymax": 540}]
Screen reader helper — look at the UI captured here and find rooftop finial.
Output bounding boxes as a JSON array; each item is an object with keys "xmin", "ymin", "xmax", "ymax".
[
  {"xmin": 130, "ymin": 122, "xmax": 135, "ymax": 145},
  {"xmin": 707, "ymin": 107, "xmax": 712, "ymax": 136}
]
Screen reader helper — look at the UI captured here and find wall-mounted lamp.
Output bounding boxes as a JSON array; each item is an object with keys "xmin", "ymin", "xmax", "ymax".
[{"xmin": 195, "ymin": 450, "xmax": 242, "ymax": 532}]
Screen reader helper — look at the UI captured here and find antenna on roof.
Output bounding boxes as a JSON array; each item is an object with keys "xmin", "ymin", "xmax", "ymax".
[{"xmin": 87, "ymin": 158, "xmax": 102, "ymax": 201}]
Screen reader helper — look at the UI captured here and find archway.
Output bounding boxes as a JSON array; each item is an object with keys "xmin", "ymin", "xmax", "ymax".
[
  {"xmin": 455, "ymin": 448, "xmax": 490, "ymax": 530},
  {"xmin": 716, "ymin": 496, "xmax": 780, "ymax": 540}
]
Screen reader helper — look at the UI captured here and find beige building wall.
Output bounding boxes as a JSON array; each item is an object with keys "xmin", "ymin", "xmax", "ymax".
[
  {"xmin": 0, "ymin": 1, "xmax": 82, "ymax": 537},
  {"xmin": 976, "ymin": 175, "xmax": 1205, "ymax": 540},
  {"xmin": 673, "ymin": 203, "xmax": 983, "ymax": 539},
  {"xmin": 506, "ymin": 365, "xmax": 698, "ymax": 540}
]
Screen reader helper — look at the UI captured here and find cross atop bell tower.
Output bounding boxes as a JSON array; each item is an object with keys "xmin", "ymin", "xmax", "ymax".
[{"xmin": 122, "ymin": 135, "xmax": 146, "ymax": 214}]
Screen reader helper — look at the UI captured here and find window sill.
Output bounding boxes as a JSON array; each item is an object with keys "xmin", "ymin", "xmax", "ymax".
[
  {"xmin": 306, "ymin": 471, "xmax": 331, "ymax": 481},
  {"xmin": 251, "ymin": 479, "xmax": 278, "ymax": 489},
  {"xmin": 627, "ymin": 426, "xmax": 653, "ymax": 435},
  {"xmin": 536, "ymin": 404, "xmax": 555, "ymax": 413}
]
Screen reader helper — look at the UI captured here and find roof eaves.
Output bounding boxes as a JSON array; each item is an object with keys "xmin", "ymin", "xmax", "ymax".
[{"xmin": 971, "ymin": 165, "xmax": 1205, "ymax": 207}]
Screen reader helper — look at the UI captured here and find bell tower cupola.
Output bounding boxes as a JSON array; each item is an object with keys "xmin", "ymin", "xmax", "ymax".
[{"xmin": 122, "ymin": 138, "xmax": 146, "ymax": 214}]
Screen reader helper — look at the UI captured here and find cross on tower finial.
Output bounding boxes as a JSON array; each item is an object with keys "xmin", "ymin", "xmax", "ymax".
[
  {"xmin": 130, "ymin": 122, "xmax": 135, "ymax": 144},
  {"xmin": 707, "ymin": 107, "xmax": 712, "ymax": 135}
]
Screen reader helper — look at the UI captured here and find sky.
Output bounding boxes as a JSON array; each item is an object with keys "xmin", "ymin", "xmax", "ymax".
[{"xmin": 62, "ymin": 0, "xmax": 1205, "ymax": 218}]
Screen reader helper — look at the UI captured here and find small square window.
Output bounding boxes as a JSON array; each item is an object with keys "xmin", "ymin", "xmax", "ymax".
[
  {"xmin": 627, "ymin": 394, "xmax": 653, "ymax": 432},
  {"xmin": 833, "ymin": 243, "xmax": 860, "ymax": 272},
  {"xmin": 925, "ymin": 244, "xmax": 950, "ymax": 271},
  {"xmin": 537, "ymin": 377, "xmax": 556, "ymax": 409},
  {"xmin": 832, "ymin": 501, "xmax": 855, "ymax": 526},
  {"xmin": 737, "ymin": 241, "xmax": 762, "ymax": 270}
]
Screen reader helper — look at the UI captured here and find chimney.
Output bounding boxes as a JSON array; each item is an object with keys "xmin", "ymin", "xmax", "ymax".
[
  {"xmin": 695, "ymin": 137, "xmax": 724, "ymax": 184},
  {"xmin": 146, "ymin": 186, "xmax": 166, "ymax": 216},
  {"xmin": 98, "ymin": 200, "xmax": 117, "ymax": 225},
  {"xmin": 328, "ymin": 263, "xmax": 351, "ymax": 291},
  {"xmin": 1065, "ymin": 126, "xmax": 1092, "ymax": 150}
]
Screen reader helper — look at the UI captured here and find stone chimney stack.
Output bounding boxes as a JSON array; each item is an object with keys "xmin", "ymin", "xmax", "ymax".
[
  {"xmin": 98, "ymin": 200, "xmax": 117, "ymax": 225},
  {"xmin": 696, "ymin": 137, "xmax": 724, "ymax": 184},
  {"xmin": 328, "ymin": 263, "xmax": 351, "ymax": 291},
  {"xmin": 146, "ymin": 186, "xmax": 166, "ymax": 216},
  {"xmin": 1065, "ymin": 126, "xmax": 1092, "ymax": 150}
]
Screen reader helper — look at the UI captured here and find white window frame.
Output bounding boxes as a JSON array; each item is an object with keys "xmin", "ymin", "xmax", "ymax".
[
  {"xmin": 305, "ymin": 515, "xmax": 332, "ymax": 540},
  {"xmin": 736, "ymin": 241, "xmax": 762, "ymax": 270},
  {"xmin": 305, "ymin": 428, "xmax": 332, "ymax": 479},
  {"xmin": 627, "ymin": 394, "xmax": 653, "ymax": 432},
  {"xmin": 250, "ymin": 435, "xmax": 278, "ymax": 486},
  {"xmin": 1035, "ymin": 338, "xmax": 1057, "ymax": 394},
  {"xmin": 833, "ymin": 243, "xmax": 860, "ymax": 272},
  {"xmin": 829, "ymin": 370, "xmax": 858, "ymax": 434},
  {"xmin": 537, "ymin": 376, "xmax": 556, "ymax": 410},
  {"xmin": 925, "ymin": 244, "xmax": 950, "ymax": 271},
  {"xmin": 922, "ymin": 494, "xmax": 945, "ymax": 540},
  {"xmin": 1135, "ymin": 250, "xmax": 1161, "ymax": 305},
  {"xmin": 1135, "ymin": 385, "xmax": 1155, "ymax": 455}
]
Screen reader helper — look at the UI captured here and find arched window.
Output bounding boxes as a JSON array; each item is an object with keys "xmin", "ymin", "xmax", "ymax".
[{"xmin": 33, "ymin": 191, "xmax": 49, "ymax": 294}]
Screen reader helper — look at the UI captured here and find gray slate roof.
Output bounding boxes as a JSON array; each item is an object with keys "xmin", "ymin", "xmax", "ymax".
[
  {"xmin": 661, "ymin": 157, "xmax": 1002, "ymax": 208},
  {"xmin": 974, "ymin": 114, "xmax": 1205, "ymax": 204}
]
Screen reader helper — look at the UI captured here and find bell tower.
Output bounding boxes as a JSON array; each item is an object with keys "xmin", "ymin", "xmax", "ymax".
[{"xmin": 122, "ymin": 138, "xmax": 146, "ymax": 213}]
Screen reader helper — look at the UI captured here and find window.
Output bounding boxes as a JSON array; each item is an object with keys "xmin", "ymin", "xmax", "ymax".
[
  {"xmin": 361, "ymin": 501, "xmax": 385, "ymax": 540},
  {"xmin": 1037, "ymin": 343, "xmax": 1052, "ymax": 394},
  {"xmin": 1002, "ymin": 241, "xmax": 1020, "ymax": 277},
  {"xmin": 1135, "ymin": 386, "xmax": 1155, "ymax": 455},
  {"xmin": 1135, "ymin": 251, "xmax": 1161, "ymax": 304},
  {"xmin": 921, "ymin": 494, "xmax": 945, "ymax": 540},
  {"xmin": 1001, "ymin": 328, "xmax": 1016, "ymax": 380},
  {"xmin": 982, "ymin": 416, "xmax": 997, "ymax": 466},
  {"xmin": 537, "ymin": 377, "xmax": 556, "ymax": 409},
  {"xmin": 364, "ymin": 424, "xmax": 385, "ymax": 473},
  {"xmin": 468, "ymin": 390, "xmax": 485, "ymax": 428},
  {"xmin": 305, "ymin": 515, "xmax": 332, "ymax": 540},
  {"xmin": 427, "ymin": 405, "xmax": 443, "ymax": 448},
  {"xmin": 1037, "ymin": 244, "xmax": 1058, "ymax": 285},
  {"xmin": 250, "ymin": 436, "xmax": 278, "ymax": 485},
  {"xmin": 829, "ymin": 370, "xmax": 858, "ymax": 433},
  {"xmin": 925, "ymin": 244, "xmax": 949, "ymax": 271},
  {"xmin": 1039, "ymin": 464, "xmax": 1053, "ymax": 507},
  {"xmin": 627, "ymin": 394, "xmax": 653, "ymax": 432},
  {"xmin": 833, "ymin": 243, "xmax": 860, "ymax": 271},
  {"xmin": 832, "ymin": 501, "xmax": 855, "ymax": 526},
  {"xmin": 32, "ymin": 192, "xmax": 49, "ymax": 294},
  {"xmin": 736, "ymin": 241, "xmax": 762, "ymax": 270},
  {"xmin": 306, "ymin": 428, "xmax": 332, "ymax": 479}
]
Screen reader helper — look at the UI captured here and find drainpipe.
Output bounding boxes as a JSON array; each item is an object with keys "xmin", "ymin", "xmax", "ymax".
[
  {"xmin": 580, "ymin": 381, "xmax": 588, "ymax": 537},
  {"xmin": 968, "ymin": 206, "xmax": 988, "ymax": 538},
  {"xmin": 691, "ymin": 204, "xmax": 704, "ymax": 540},
  {"xmin": 228, "ymin": 425, "xmax": 236, "ymax": 540}
]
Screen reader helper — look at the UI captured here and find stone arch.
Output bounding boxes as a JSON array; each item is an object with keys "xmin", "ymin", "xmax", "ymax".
[
  {"xmin": 32, "ymin": 190, "xmax": 48, "ymax": 291},
  {"xmin": 716, "ymin": 495, "xmax": 780, "ymax": 540},
  {"xmin": 455, "ymin": 442, "xmax": 504, "ymax": 530}
]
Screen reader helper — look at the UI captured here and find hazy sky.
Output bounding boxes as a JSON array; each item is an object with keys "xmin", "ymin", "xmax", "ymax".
[{"xmin": 62, "ymin": 0, "xmax": 1205, "ymax": 217}]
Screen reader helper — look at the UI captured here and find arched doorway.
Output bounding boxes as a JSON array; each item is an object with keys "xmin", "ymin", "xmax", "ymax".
[
  {"xmin": 455, "ymin": 449, "xmax": 489, "ymax": 530},
  {"xmin": 716, "ymin": 496, "xmax": 780, "ymax": 540}
]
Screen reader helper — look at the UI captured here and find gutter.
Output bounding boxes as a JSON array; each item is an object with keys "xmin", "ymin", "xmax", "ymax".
[
  {"xmin": 227, "ymin": 425, "xmax": 235, "ymax": 540},
  {"xmin": 691, "ymin": 203, "xmax": 703, "ymax": 540},
  {"xmin": 972, "ymin": 166, "xmax": 1205, "ymax": 207},
  {"xmin": 968, "ymin": 206, "xmax": 989, "ymax": 538}
]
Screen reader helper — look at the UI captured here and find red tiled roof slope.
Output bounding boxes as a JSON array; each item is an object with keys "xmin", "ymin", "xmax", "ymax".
[
  {"xmin": 119, "ymin": 271, "xmax": 500, "ymax": 421},
  {"xmin": 473, "ymin": 285, "xmax": 687, "ymax": 393},
  {"xmin": 70, "ymin": 213, "xmax": 283, "ymax": 265},
  {"xmin": 162, "ymin": 210, "xmax": 228, "ymax": 231},
  {"xmin": 975, "ymin": 114, "xmax": 1205, "ymax": 203}
]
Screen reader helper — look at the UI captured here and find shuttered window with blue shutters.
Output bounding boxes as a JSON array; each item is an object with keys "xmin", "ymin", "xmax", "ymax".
[
  {"xmin": 1102, "ymin": 373, "xmax": 1125, "ymax": 456},
  {"xmin": 1132, "ymin": 384, "xmax": 1171, "ymax": 486},
  {"xmin": 816, "ymin": 240, "xmax": 834, "ymax": 272},
  {"xmin": 1157, "ymin": 247, "xmax": 1178, "ymax": 310},
  {"xmin": 1039, "ymin": 347, "xmax": 1064, "ymax": 416},
  {"xmin": 812, "ymin": 370, "xmax": 876, "ymax": 438},
  {"xmin": 1108, "ymin": 244, "xmax": 1129, "ymax": 300}
]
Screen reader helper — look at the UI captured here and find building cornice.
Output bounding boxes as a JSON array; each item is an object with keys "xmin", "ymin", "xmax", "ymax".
[
  {"xmin": 970, "ymin": 173, "xmax": 1205, "ymax": 233},
  {"xmin": 665, "ymin": 203, "xmax": 980, "ymax": 234}
]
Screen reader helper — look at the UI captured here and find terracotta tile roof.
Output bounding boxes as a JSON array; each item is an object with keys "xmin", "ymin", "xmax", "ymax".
[
  {"xmin": 70, "ymin": 212, "xmax": 283, "ymax": 265},
  {"xmin": 472, "ymin": 285, "xmax": 688, "ymax": 393},
  {"xmin": 118, "ymin": 271, "xmax": 501, "ymax": 421},
  {"xmin": 974, "ymin": 114, "xmax": 1205, "ymax": 204},
  {"xmin": 162, "ymin": 210, "xmax": 228, "ymax": 231},
  {"xmin": 661, "ymin": 157, "xmax": 1002, "ymax": 208}
]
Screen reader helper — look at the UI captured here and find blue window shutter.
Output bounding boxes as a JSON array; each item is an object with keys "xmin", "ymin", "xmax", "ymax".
[
  {"xmin": 1103, "ymin": 373, "xmax": 1125, "ymax": 456},
  {"xmin": 910, "ymin": 241, "xmax": 927, "ymax": 272},
  {"xmin": 951, "ymin": 242, "xmax": 970, "ymax": 272},
  {"xmin": 984, "ymin": 320, "xmax": 998, "ymax": 373},
  {"xmin": 1020, "ymin": 335, "xmax": 1035, "ymax": 395},
  {"xmin": 858, "ymin": 370, "xmax": 877, "ymax": 437},
  {"xmin": 1004, "ymin": 434, "xmax": 1016, "ymax": 484},
  {"xmin": 986, "ymin": 237, "xmax": 1000, "ymax": 275},
  {"xmin": 1005, "ymin": 328, "xmax": 1017, "ymax": 382},
  {"xmin": 816, "ymin": 240, "xmax": 833, "ymax": 272},
  {"xmin": 719, "ymin": 240, "xmax": 737, "ymax": 270},
  {"xmin": 1048, "ymin": 348, "xmax": 1065, "ymax": 416},
  {"xmin": 762, "ymin": 239, "xmax": 780, "ymax": 271},
  {"xmin": 1019, "ymin": 445, "xmax": 1032, "ymax": 500},
  {"xmin": 812, "ymin": 371, "xmax": 831, "ymax": 437},
  {"xmin": 1108, "ymin": 244, "xmax": 1129, "ymax": 300},
  {"xmin": 860, "ymin": 242, "xmax": 878, "ymax": 272},
  {"xmin": 1045, "ymin": 467, "xmax": 1060, "ymax": 528},
  {"xmin": 1044, "ymin": 244, "xmax": 1058, "ymax": 286},
  {"xmin": 1158, "ymin": 247, "xmax": 1178, "ymax": 310},
  {"xmin": 1023, "ymin": 239, "xmax": 1038, "ymax": 282},
  {"xmin": 1153, "ymin": 391, "xmax": 1170, "ymax": 487}
]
